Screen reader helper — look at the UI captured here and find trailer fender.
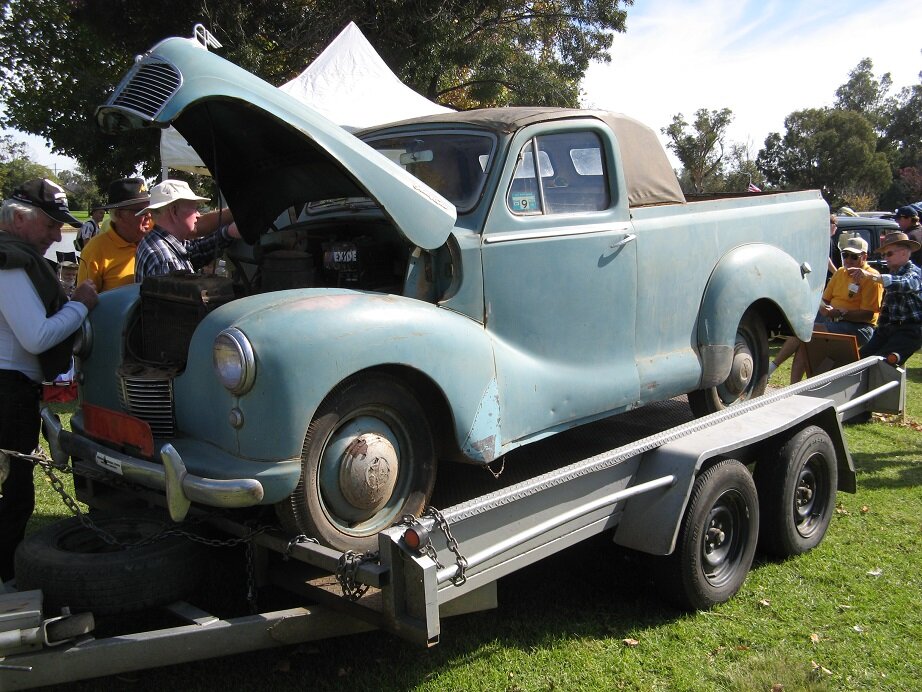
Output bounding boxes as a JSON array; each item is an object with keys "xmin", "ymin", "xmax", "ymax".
[
  {"xmin": 698, "ymin": 243, "xmax": 821, "ymax": 388},
  {"xmin": 613, "ymin": 395, "xmax": 853, "ymax": 555}
]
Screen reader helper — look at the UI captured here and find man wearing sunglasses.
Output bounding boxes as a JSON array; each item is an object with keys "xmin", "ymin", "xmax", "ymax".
[
  {"xmin": 770, "ymin": 236, "xmax": 883, "ymax": 382},
  {"xmin": 848, "ymin": 231, "xmax": 922, "ymax": 366}
]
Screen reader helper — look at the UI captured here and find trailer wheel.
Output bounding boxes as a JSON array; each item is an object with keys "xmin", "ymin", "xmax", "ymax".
[
  {"xmin": 660, "ymin": 459, "xmax": 759, "ymax": 610},
  {"xmin": 689, "ymin": 310, "xmax": 768, "ymax": 416},
  {"xmin": 276, "ymin": 373, "xmax": 437, "ymax": 552},
  {"xmin": 754, "ymin": 425, "xmax": 837, "ymax": 558},
  {"xmin": 14, "ymin": 511, "xmax": 205, "ymax": 615}
]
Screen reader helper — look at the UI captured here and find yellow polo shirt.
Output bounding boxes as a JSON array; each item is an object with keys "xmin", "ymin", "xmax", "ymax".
[{"xmin": 77, "ymin": 227, "xmax": 138, "ymax": 293}]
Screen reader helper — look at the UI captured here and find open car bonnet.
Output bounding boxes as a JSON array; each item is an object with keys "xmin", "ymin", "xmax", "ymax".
[{"xmin": 96, "ymin": 37, "xmax": 456, "ymax": 249}]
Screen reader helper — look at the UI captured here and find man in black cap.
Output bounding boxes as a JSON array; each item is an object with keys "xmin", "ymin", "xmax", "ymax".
[
  {"xmin": 894, "ymin": 206, "xmax": 922, "ymax": 267},
  {"xmin": 848, "ymin": 231, "xmax": 922, "ymax": 365},
  {"xmin": 77, "ymin": 177, "xmax": 152, "ymax": 292},
  {"xmin": 0, "ymin": 179, "xmax": 98, "ymax": 582}
]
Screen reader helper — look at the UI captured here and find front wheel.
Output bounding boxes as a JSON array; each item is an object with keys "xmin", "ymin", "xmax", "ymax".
[
  {"xmin": 689, "ymin": 309, "xmax": 768, "ymax": 417},
  {"xmin": 754, "ymin": 425, "xmax": 837, "ymax": 558},
  {"xmin": 276, "ymin": 374, "xmax": 437, "ymax": 552},
  {"xmin": 658, "ymin": 459, "xmax": 759, "ymax": 610}
]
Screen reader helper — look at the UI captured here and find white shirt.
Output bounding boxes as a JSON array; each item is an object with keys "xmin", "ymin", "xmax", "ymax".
[{"xmin": 0, "ymin": 267, "xmax": 88, "ymax": 382}]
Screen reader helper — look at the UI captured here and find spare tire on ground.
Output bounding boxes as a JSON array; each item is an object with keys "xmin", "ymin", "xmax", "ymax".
[{"xmin": 14, "ymin": 510, "xmax": 206, "ymax": 615}]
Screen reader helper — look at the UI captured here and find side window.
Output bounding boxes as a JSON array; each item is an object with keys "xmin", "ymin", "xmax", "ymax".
[{"xmin": 507, "ymin": 131, "xmax": 610, "ymax": 216}]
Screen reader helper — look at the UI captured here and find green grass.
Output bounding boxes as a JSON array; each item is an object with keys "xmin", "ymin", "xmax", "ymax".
[{"xmin": 27, "ymin": 351, "xmax": 922, "ymax": 691}]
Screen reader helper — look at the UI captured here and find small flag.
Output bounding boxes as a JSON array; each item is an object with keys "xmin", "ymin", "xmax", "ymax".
[{"xmin": 748, "ymin": 182, "xmax": 761, "ymax": 193}]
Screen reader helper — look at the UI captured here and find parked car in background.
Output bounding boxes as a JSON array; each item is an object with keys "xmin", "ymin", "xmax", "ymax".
[{"xmin": 833, "ymin": 215, "xmax": 899, "ymax": 272}]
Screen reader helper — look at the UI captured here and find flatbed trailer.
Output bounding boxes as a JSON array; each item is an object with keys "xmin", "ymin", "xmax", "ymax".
[{"xmin": 0, "ymin": 357, "xmax": 906, "ymax": 689}]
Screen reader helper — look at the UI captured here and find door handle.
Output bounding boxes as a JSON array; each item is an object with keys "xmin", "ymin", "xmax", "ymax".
[{"xmin": 609, "ymin": 233, "xmax": 637, "ymax": 249}]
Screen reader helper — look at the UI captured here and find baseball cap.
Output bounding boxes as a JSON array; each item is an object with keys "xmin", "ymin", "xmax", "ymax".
[
  {"xmin": 138, "ymin": 180, "xmax": 210, "ymax": 214},
  {"xmin": 839, "ymin": 236, "xmax": 868, "ymax": 255},
  {"xmin": 11, "ymin": 178, "xmax": 82, "ymax": 228}
]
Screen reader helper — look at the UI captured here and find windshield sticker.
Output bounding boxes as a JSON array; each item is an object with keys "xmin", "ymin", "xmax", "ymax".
[{"xmin": 510, "ymin": 192, "xmax": 538, "ymax": 213}]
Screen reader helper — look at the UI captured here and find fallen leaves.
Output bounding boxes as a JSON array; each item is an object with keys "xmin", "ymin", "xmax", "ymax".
[{"xmin": 811, "ymin": 660, "xmax": 833, "ymax": 676}]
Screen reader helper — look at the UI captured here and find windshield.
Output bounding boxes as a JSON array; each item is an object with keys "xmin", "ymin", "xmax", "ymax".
[{"xmin": 364, "ymin": 131, "xmax": 495, "ymax": 213}]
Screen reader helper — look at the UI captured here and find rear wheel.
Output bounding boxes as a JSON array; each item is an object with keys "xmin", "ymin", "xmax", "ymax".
[
  {"xmin": 754, "ymin": 425, "xmax": 837, "ymax": 558},
  {"xmin": 659, "ymin": 459, "xmax": 759, "ymax": 610},
  {"xmin": 689, "ymin": 309, "xmax": 769, "ymax": 417},
  {"xmin": 276, "ymin": 374, "xmax": 437, "ymax": 552}
]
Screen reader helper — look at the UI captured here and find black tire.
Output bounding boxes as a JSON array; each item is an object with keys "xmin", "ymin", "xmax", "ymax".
[
  {"xmin": 689, "ymin": 309, "xmax": 769, "ymax": 417},
  {"xmin": 276, "ymin": 374, "xmax": 437, "ymax": 552},
  {"xmin": 754, "ymin": 425, "xmax": 838, "ymax": 558},
  {"xmin": 659, "ymin": 459, "xmax": 759, "ymax": 610},
  {"xmin": 14, "ymin": 511, "xmax": 205, "ymax": 616}
]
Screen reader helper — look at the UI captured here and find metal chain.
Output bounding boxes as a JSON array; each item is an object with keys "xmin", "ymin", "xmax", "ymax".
[
  {"xmin": 483, "ymin": 455, "xmax": 506, "ymax": 479},
  {"xmin": 14, "ymin": 447, "xmax": 272, "ymax": 550},
  {"xmin": 423, "ymin": 506, "xmax": 468, "ymax": 586},
  {"xmin": 245, "ymin": 539, "xmax": 258, "ymax": 614},
  {"xmin": 335, "ymin": 549, "xmax": 377, "ymax": 601}
]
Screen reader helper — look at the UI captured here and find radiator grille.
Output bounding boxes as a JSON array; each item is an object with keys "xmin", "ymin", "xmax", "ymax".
[
  {"xmin": 110, "ymin": 60, "xmax": 182, "ymax": 120},
  {"xmin": 119, "ymin": 376, "xmax": 175, "ymax": 438}
]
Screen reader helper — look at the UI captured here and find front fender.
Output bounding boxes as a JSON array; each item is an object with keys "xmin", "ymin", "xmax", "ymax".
[
  {"xmin": 697, "ymin": 244, "xmax": 822, "ymax": 388},
  {"xmin": 177, "ymin": 289, "xmax": 497, "ymax": 462}
]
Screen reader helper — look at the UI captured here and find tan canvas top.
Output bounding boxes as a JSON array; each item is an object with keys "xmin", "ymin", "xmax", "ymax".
[{"xmin": 364, "ymin": 107, "xmax": 686, "ymax": 208}]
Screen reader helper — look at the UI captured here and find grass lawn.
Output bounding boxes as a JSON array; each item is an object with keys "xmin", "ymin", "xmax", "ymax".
[{"xmin": 24, "ymin": 349, "xmax": 922, "ymax": 691}]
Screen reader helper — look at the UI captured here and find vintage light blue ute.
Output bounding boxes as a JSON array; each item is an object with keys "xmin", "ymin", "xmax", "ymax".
[{"xmin": 47, "ymin": 37, "xmax": 828, "ymax": 551}]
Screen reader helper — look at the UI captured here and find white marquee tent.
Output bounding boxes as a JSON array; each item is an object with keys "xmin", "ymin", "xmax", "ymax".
[{"xmin": 160, "ymin": 22, "xmax": 452, "ymax": 174}]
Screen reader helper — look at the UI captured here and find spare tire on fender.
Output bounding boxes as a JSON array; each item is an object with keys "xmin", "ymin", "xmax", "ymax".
[{"xmin": 14, "ymin": 510, "xmax": 205, "ymax": 615}]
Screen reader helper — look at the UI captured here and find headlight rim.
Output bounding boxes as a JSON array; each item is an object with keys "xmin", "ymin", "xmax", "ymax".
[{"xmin": 213, "ymin": 327, "xmax": 256, "ymax": 395}]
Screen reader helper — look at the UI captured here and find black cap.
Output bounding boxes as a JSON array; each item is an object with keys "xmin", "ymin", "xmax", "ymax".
[
  {"xmin": 11, "ymin": 178, "xmax": 82, "ymax": 228},
  {"xmin": 102, "ymin": 177, "xmax": 150, "ymax": 210},
  {"xmin": 895, "ymin": 205, "xmax": 919, "ymax": 220}
]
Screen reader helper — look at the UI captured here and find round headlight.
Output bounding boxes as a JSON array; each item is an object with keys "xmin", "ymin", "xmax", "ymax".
[
  {"xmin": 73, "ymin": 319, "xmax": 93, "ymax": 359},
  {"xmin": 213, "ymin": 328, "xmax": 256, "ymax": 395}
]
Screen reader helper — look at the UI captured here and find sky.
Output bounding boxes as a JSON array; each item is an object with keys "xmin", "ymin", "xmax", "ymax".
[
  {"xmin": 581, "ymin": 0, "xmax": 922, "ymax": 162},
  {"xmin": 6, "ymin": 0, "xmax": 922, "ymax": 175}
]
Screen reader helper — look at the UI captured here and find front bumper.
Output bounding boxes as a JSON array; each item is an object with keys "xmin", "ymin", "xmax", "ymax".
[{"xmin": 41, "ymin": 409, "xmax": 268, "ymax": 522}]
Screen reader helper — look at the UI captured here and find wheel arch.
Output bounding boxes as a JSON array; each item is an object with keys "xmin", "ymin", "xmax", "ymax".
[
  {"xmin": 356, "ymin": 363, "xmax": 464, "ymax": 463},
  {"xmin": 697, "ymin": 243, "xmax": 822, "ymax": 388}
]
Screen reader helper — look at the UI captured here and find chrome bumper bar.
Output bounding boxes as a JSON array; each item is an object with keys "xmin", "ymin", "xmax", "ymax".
[{"xmin": 40, "ymin": 409, "xmax": 265, "ymax": 522}]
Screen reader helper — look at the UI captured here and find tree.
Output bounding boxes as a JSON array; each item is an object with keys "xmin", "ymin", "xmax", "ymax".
[
  {"xmin": 834, "ymin": 58, "xmax": 895, "ymax": 135},
  {"xmin": 0, "ymin": 158, "xmax": 56, "ymax": 199},
  {"xmin": 57, "ymin": 168, "xmax": 100, "ymax": 212},
  {"xmin": 723, "ymin": 141, "xmax": 765, "ymax": 193},
  {"xmin": 756, "ymin": 108, "xmax": 891, "ymax": 207},
  {"xmin": 662, "ymin": 108, "xmax": 733, "ymax": 193},
  {"xmin": 0, "ymin": 0, "xmax": 630, "ymax": 181}
]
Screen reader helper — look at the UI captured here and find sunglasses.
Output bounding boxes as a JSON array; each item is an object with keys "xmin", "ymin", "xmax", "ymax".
[
  {"xmin": 841, "ymin": 253, "xmax": 862, "ymax": 260},
  {"xmin": 882, "ymin": 250, "xmax": 904, "ymax": 258}
]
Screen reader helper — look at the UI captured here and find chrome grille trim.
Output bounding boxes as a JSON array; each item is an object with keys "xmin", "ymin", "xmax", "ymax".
[
  {"xmin": 110, "ymin": 59, "xmax": 182, "ymax": 120},
  {"xmin": 119, "ymin": 376, "xmax": 175, "ymax": 438}
]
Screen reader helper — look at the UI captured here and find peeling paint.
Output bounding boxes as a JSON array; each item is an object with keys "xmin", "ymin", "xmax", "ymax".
[{"xmin": 462, "ymin": 378, "xmax": 501, "ymax": 462}]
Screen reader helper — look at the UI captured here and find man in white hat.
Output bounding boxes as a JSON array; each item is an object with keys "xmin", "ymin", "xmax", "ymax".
[
  {"xmin": 134, "ymin": 179, "xmax": 239, "ymax": 280},
  {"xmin": 848, "ymin": 231, "xmax": 922, "ymax": 365}
]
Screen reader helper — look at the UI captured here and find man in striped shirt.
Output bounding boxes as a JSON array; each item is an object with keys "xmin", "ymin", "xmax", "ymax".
[{"xmin": 134, "ymin": 180, "xmax": 239, "ymax": 281}]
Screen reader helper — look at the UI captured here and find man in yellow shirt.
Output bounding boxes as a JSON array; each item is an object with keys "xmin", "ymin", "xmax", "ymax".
[
  {"xmin": 77, "ymin": 178, "xmax": 151, "ymax": 292},
  {"xmin": 770, "ymin": 236, "xmax": 883, "ymax": 382}
]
